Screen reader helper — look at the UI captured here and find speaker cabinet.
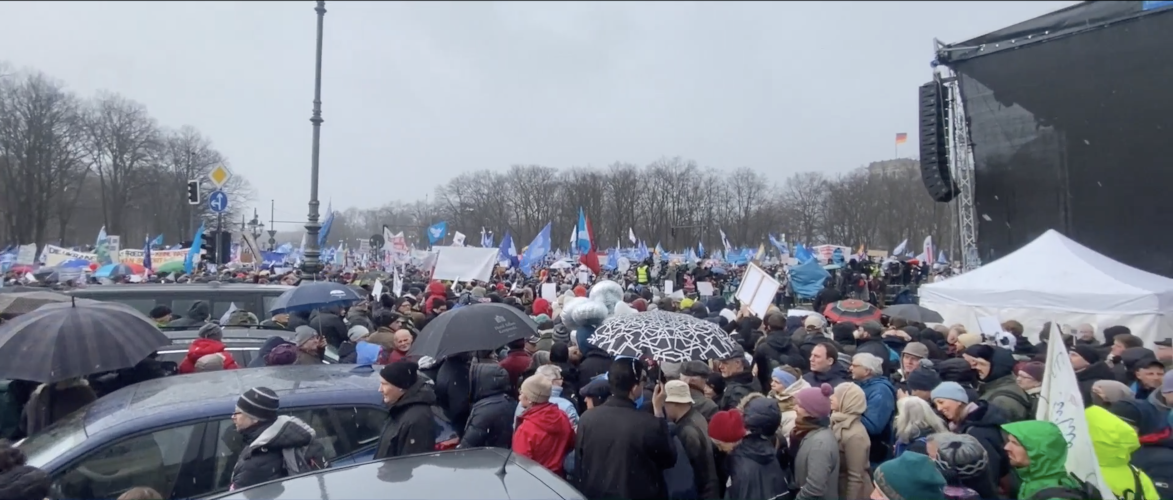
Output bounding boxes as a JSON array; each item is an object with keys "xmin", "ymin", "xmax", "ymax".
[{"xmin": 919, "ymin": 80, "xmax": 959, "ymax": 202}]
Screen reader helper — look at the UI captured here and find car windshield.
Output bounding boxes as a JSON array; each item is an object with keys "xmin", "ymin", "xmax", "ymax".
[{"xmin": 18, "ymin": 407, "xmax": 89, "ymax": 468}]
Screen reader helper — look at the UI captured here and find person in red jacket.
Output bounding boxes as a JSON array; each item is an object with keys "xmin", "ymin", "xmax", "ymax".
[
  {"xmin": 498, "ymin": 339, "xmax": 532, "ymax": 390},
  {"xmin": 178, "ymin": 324, "xmax": 240, "ymax": 374},
  {"xmin": 513, "ymin": 375, "xmax": 574, "ymax": 476}
]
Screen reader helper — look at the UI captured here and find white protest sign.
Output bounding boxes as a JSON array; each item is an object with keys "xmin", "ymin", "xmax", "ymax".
[
  {"xmin": 734, "ymin": 263, "xmax": 781, "ymax": 318},
  {"xmin": 431, "ymin": 246, "xmax": 497, "ymax": 282},
  {"xmin": 15, "ymin": 244, "xmax": 37, "ymax": 265},
  {"xmin": 664, "ymin": 280, "xmax": 674, "ymax": 295},
  {"xmin": 371, "ymin": 279, "xmax": 384, "ymax": 299},
  {"xmin": 392, "ymin": 268, "xmax": 403, "ymax": 297},
  {"xmin": 1037, "ymin": 325, "xmax": 1114, "ymax": 500},
  {"xmin": 541, "ymin": 283, "xmax": 557, "ymax": 302},
  {"xmin": 697, "ymin": 281, "xmax": 714, "ymax": 297}
]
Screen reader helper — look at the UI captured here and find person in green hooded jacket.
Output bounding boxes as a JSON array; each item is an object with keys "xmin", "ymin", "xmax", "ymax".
[{"xmin": 1001, "ymin": 420, "xmax": 1081, "ymax": 500}]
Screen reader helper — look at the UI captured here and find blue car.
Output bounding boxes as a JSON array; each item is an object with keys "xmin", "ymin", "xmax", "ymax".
[{"xmin": 19, "ymin": 365, "xmax": 389, "ymax": 500}]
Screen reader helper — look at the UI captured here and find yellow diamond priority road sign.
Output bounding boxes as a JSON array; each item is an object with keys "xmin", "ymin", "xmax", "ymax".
[{"xmin": 208, "ymin": 164, "xmax": 232, "ymax": 188}]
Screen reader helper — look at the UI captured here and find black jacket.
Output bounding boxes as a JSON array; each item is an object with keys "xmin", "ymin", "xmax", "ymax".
[
  {"xmin": 375, "ymin": 378, "xmax": 437, "ymax": 459},
  {"xmin": 802, "ymin": 362, "xmax": 851, "ymax": 389},
  {"xmin": 812, "ymin": 287, "xmax": 842, "ymax": 319},
  {"xmin": 1076, "ymin": 361, "xmax": 1115, "ymax": 407},
  {"xmin": 575, "ymin": 396, "xmax": 676, "ymax": 500},
  {"xmin": 1122, "ymin": 399, "xmax": 1173, "ymax": 500},
  {"xmin": 287, "ymin": 311, "xmax": 311, "ymax": 332},
  {"xmin": 726, "ymin": 435, "xmax": 789, "ymax": 500},
  {"xmin": 435, "ymin": 356, "xmax": 473, "ymax": 434},
  {"xmin": 753, "ymin": 330, "xmax": 807, "ymax": 389},
  {"xmin": 309, "ymin": 309, "xmax": 348, "ymax": 349},
  {"xmin": 718, "ymin": 371, "xmax": 761, "ymax": 411},
  {"xmin": 676, "ymin": 407, "xmax": 719, "ymax": 499},
  {"xmin": 459, "ymin": 364, "xmax": 515, "ymax": 449},
  {"xmin": 230, "ymin": 416, "xmax": 317, "ymax": 490},
  {"xmin": 955, "ymin": 400, "xmax": 1008, "ymax": 498},
  {"xmin": 575, "ymin": 348, "xmax": 612, "ymax": 391},
  {"xmin": 337, "ymin": 341, "xmax": 358, "ymax": 364}
]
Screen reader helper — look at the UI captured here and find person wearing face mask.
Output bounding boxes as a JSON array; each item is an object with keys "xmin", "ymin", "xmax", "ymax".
[
  {"xmin": 931, "ymin": 381, "xmax": 1008, "ymax": 494},
  {"xmin": 962, "ymin": 345, "xmax": 1031, "ymax": 422}
]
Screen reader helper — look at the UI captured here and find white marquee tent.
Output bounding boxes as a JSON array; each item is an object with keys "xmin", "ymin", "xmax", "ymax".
[{"xmin": 920, "ymin": 229, "xmax": 1173, "ymax": 344}]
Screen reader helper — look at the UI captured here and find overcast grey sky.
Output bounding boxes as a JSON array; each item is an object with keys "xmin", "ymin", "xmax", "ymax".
[{"xmin": 1, "ymin": 1, "xmax": 1074, "ymax": 228}]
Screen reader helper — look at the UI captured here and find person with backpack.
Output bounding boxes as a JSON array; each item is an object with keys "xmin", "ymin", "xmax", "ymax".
[
  {"xmin": 1086, "ymin": 406, "xmax": 1161, "ymax": 500},
  {"xmin": 229, "ymin": 387, "xmax": 325, "ymax": 490},
  {"xmin": 1002, "ymin": 420, "xmax": 1091, "ymax": 500}
]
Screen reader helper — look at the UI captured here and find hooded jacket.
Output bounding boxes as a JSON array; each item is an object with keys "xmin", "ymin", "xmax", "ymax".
[
  {"xmin": 169, "ymin": 300, "xmax": 211, "ymax": 328},
  {"xmin": 954, "ymin": 401, "xmax": 1009, "ymax": 495},
  {"xmin": 459, "ymin": 364, "xmax": 515, "ymax": 449},
  {"xmin": 1146, "ymin": 389, "xmax": 1173, "ymax": 428},
  {"xmin": 978, "ymin": 348, "xmax": 1031, "ymax": 422},
  {"xmin": 1116, "ymin": 399, "xmax": 1173, "ymax": 499},
  {"xmin": 514, "ymin": 401, "xmax": 575, "ymax": 476},
  {"xmin": 754, "ymin": 329, "xmax": 809, "ymax": 389},
  {"xmin": 309, "ymin": 308, "xmax": 348, "ymax": 349},
  {"xmin": 719, "ymin": 370, "xmax": 761, "ymax": 411},
  {"xmin": 178, "ymin": 338, "xmax": 240, "ymax": 374},
  {"xmin": 1086, "ymin": 406, "xmax": 1161, "ymax": 500},
  {"xmin": 230, "ymin": 415, "xmax": 318, "ymax": 490},
  {"xmin": 1002, "ymin": 420, "xmax": 1080, "ymax": 500},
  {"xmin": 374, "ymin": 377, "xmax": 438, "ymax": 459},
  {"xmin": 435, "ymin": 355, "xmax": 473, "ymax": 434},
  {"xmin": 726, "ymin": 398, "xmax": 789, "ymax": 500},
  {"xmin": 1076, "ymin": 361, "xmax": 1116, "ymax": 408}
]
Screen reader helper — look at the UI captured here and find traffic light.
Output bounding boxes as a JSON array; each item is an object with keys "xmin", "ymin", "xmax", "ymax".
[
  {"xmin": 218, "ymin": 231, "xmax": 233, "ymax": 265},
  {"xmin": 201, "ymin": 231, "xmax": 216, "ymax": 264},
  {"xmin": 186, "ymin": 180, "xmax": 200, "ymax": 205}
]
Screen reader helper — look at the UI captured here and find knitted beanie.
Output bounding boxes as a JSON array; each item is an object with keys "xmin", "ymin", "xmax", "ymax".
[
  {"xmin": 876, "ymin": 450, "xmax": 947, "ymax": 500},
  {"xmin": 380, "ymin": 361, "xmax": 419, "ymax": 389},
  {"xmin": 237, "ymin": 387, "xmax": 279, "ymax": 421},
  {"xmin": 793, "ymin": 383, "xmax": 834, "ymax": 419},
  {"xmin": 708, "ymin": 409, "xmax": 746, "ymax": 443}
]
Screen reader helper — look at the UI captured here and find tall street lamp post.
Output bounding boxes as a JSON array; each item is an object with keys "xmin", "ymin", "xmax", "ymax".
[{"xmin": 301, "ymin": 0, "xmax": 327, "ymax": 276}]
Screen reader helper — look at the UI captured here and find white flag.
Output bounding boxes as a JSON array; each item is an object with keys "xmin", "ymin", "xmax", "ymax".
[
  {"xmin": 628, "ymin": 227, "xmax": 637, "ymax": 244},
  {"xmin": 453, "ymin": 231, "xmax": 466, "ymax": 246},
  {"xmin": 923, "ymin": 236, "xmax": 934, "ymax": 266},
  {"xmin": 891, "ymin": 238, "xmax": 908, "ymax": 256}
]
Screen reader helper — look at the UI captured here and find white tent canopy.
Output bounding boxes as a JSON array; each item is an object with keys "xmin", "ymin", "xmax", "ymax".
[{"xmin": 920, "ymin": 229, "xmax": 1173, "ymax": 343}]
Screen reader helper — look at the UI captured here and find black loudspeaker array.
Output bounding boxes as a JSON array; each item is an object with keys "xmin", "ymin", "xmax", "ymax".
[{"xmin": 919, "ymin": 80, "xmax": 960, "ymax": 203}]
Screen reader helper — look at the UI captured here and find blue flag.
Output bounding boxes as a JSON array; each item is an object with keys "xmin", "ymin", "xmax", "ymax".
[
  {"xmin": 697, "ymin": 241, "xmax": 705, "ymax": 258},
  {"xmin": 790, "ymin": 258, "xmax": 830, "ymax": 299},
  {"xmin": 151, "ymin": 234, "xmax": 164, "ymax": 247},
  {"xmin": 576, "ymin": 208, "xmax": 591, "ymax": 254},
  {"xmin": 143, "ymin": 235, "xmax": 153, "ymax": 272},
  {"xmin": 185, "ymin": 221, "xmax": 205, "ymax": 274},
  {"xmin": 519, "ymin": 223, "xmax": 552, "ymax": 276},
  {"xmin": 498, "ymin": 231, "xmax": 517, "ymax": 268},
  {"xmin": 606, "ymin": 247, "xmax": 619, "ymax": 270},
  {"xmin": 794, "ymin": 243, "xmax": 814, "ymax": 264},
  {"xmin": 318, "ymin": 202, "xmax": 334, "ymax": 248},
  {"xmin": 427, "ymin": 221, "xmax": 448, "ymax": 245}
]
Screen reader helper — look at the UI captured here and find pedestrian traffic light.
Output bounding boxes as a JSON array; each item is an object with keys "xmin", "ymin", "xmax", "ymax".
[
  {"xmin": 218, "ymin": 231, "xmax": 233, "ymax": 265},
  {"xmin": 186, "ymin": 180, "xmax": 200, "ymax": 205},
  {"xmin": 201, "ymin": 231, "xmax": 216, "ymax": 264}
]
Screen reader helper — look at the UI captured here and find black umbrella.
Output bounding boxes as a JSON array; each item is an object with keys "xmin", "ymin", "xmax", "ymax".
[
  {"xmin": 268, "ymin": 281, "xmax": 364, "ymax": 314},
  {"xmin": 0, "ymin": 300, "xmax": 170, "ymax": 383},
  {"xmin": 882, "ymin": 304, "xmax": 944, "ymax": 323},
  {"xmin": 588, "ymin": 310, "xmax": 739, "ymax": 363},
  {"xmin": 409, "ymin": 303, "xmax": 537, "ymax": 360},
  {"xmin": 0, "ymin": 291, "xmax": 97, "ymax": 316}
]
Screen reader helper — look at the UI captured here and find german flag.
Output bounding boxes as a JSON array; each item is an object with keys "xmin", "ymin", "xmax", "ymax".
[{"xmin": 895, "ymin": 132, "xmax": 908, "ymax": 144}]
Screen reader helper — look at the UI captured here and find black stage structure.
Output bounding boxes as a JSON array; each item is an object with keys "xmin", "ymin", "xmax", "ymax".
[{"xmin": 934, "ymin": 1, "xmax": 1173, "ymax": 277}]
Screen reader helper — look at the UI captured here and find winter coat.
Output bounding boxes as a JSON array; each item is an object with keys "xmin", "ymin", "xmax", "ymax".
[
  {"xmin": 978, "ymin": 348, "xmax": 1032, "ymax": 422},
  {"xmin": 0, "ymin": 465, "xmax": 49, "ymax": 500},
  {"xmin": 178, "ymin": 338, "xmax": 240, "ymax": 374},
  {"xmin": 535, "ymin": 329, "xmax": 555, "ymax": 352},
  {"xmin": 675, "ymin": 406, "xmax": 719, "ymax": 499},
  {"xmin": 954, "ymin": 401, "xmax": 1008, "ymax": 496},
  {"xmin": 229, "ymin": 416, "xmax": 316, "ymax": 490},
  {"xmin": 690, "ymin": 387, "xmax": 719, "ymax": 421},
  {"xmin": 248, "ymin": 336, "xmax": 292, "ymax": 368},
  {"xmin": 309, "ymin": 309, "xmax": 348, "ymax": 349},
  {"xmin": 513, "ymin": 385, "xmax": 579, "ymax": 430},
  {"xmin": 497, "ymin": 349, "xmax": 532, "ymax": 391},
  {"xmin": 663, "ymin": 423, "xmax": 698, "ymax": 500},
  {"xmin": 1002, "ymin": 420, "xmax": 1082, "ymax": 500},
  {"xmin": 718, "ymin": 371, "xmax": 761, "ymax": 411},
  {"xmin": 773, "ymin": 378, "xmax": 811, "ymax": 442},
  {"xmin": 831, "ymin": 386, "xmax": 872, "ymax": 500},
  {"xmin": 803, "ymin": 362, "xmax": 851, "ymax": 389},
  {"xmin": 794, "ymin": 426, "xmax": 840, "ymax": 500},
  {"xmin": 513, "ymin": 402, "xmax": 575, "ymax": 476},
  {"xmin": 856, "ymin": 375, "xmax": 896, "ymax": 464},
  {"xmin": 1086, "ymin": 406, "xmax": 1161, "ymax": 500},
  {"xmin": 169, "ymin": 300, "xmax": 211, "ymax": 328},
  {"xmin": 726, "ymin": 434, "xmax": 789, "ymax": 500},
  {"xmin": 345, "ymin": 309, "xmax": 373, "ymax": 331},
  {"xmin": 1116, "ymin": 399, "xmax": 1173, "ymax": 500},
  {"xmin": 374, "ymin": 377, "xmax": 438, "ymax": 459},
  {"xmin": 21, "ymin": 378, "xmax": 96, "ymax": 436},
  {"xmin": 1076, "ymin": 361, "xmax": 1116, "ymax": 408},
  {"xmin": 575, "ymin": 348, "xmax": 612, "ymax": 392},
  {"xmin": 575, "ymin": 395, "xmax": 676, "ymax": 500},
  {"xmin": 460, "ymin": 364, "xmax": 515, "ymax": 449},
  {"xmin": 1148, "ymin": 389, "xmax": 1173, "ymax": 429},
  {"xmin": 435, "ymin": 356, "xmax": 473, "ymax": 434},
  {"xmin": 754, "ymin": 329, "xmax": 809, "ymax": 388}
]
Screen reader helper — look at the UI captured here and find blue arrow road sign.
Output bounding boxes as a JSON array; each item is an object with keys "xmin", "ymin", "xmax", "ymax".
[{"xmin": 208, "ymin": 190, "xmax": 229, "ymax": 214}]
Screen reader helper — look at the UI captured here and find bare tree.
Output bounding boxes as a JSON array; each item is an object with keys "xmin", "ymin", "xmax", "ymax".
[{"xmin": 82, "ymin": 92, "xmax": 160, "ymax": 235}]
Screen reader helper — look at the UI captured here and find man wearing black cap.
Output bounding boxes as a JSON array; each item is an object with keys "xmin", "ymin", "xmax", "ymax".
[
  {"xmin": 1071, "ymin": 343, "xmax": 1115, "ymax": 407},
  {"xmin": 229, "ymin": 387, "xmax": 322, "ymax": 489},
  {"xmin": 375, "ymin": 361, "xmax": 438, "ymax": 459},
  {"xmin": 716, "ymin": 346, "xmax": 760, "ymax": 411}
]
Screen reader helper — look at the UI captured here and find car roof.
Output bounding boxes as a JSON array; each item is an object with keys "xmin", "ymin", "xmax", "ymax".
[
  {"xmin": 84, "ymin": 365, "xmax": 383, "ymax": 436},
  {"xmin": 67, "ymin": 283, "xmax": 293, "ymax": 295},
  {"xmin": 162, "ymin": 326, "xmax": 289, "ymax": 340},
  {"xmin": 210, "ymin": 448, "xmax": 585, "ymax": 500}
]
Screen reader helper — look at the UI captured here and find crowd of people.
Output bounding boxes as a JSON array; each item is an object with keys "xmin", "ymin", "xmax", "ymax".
[{"xmin": 3, "ymin": 261, "xmax": 1173, "ymax": 500}]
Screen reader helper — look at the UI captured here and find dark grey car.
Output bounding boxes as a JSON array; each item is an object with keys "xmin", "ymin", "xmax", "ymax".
[{"xmin": 207, "ymin": 448, "xmax": 586, "ymax": 500}]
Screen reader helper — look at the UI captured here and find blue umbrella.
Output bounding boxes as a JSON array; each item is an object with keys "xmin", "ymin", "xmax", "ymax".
[
  {"xmin": 58, "ymin": 259, "xmax": 91, "ymax": 269},
  {"xmin": 269, "ymin": 281, "xmax": 364, "ymax": 314},
  {"xmin": 93, "ymin": 263, "xmax": 135, "ymax": 278},
  {"xmin": 710, "ymin": 266, "xmax": 727, "ymax": 275}
]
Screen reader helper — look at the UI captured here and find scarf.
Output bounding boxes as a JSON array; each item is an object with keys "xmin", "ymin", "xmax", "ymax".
[{"xmin": 830, "ymin": 383, "xmax": 866, "ymax": 441}]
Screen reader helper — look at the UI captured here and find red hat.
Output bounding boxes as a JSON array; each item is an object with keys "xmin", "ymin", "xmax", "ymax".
[
  {"xmin": 708, "ymin": 409, "xmax": 746, "ymax": 443},
  {"xmin": 573, "ymin": 285, "xmax": 587, "ymax": 297}
]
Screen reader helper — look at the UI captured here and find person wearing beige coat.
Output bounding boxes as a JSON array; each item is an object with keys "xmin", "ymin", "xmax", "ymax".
[{"xmin": 831, "ymin": 382, "xmax": 872, "ymax": 500}]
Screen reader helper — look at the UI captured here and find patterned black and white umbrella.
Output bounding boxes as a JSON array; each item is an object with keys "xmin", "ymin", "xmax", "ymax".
[
  {"xmin": 589, "ymin": 310, "xmax": 739, "ymax": 363},
  {"xmin": 0, "ymin": 300, "xmax": 170, "ymax": 383}
]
